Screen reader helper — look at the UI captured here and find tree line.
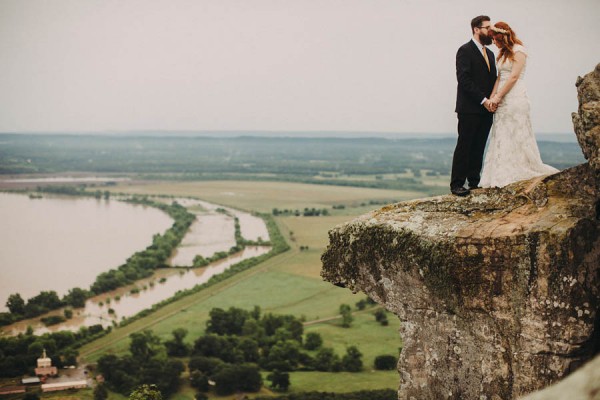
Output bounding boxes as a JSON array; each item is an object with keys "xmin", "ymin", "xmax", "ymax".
[{"xmin": 272, "ymin": 207, "xmax": 330, "ymax": 217}]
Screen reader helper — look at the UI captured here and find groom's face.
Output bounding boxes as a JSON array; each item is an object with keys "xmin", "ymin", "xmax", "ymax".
[{"xmin": 476, "ymin": 22, "xmax": 493, "ymax": 45}]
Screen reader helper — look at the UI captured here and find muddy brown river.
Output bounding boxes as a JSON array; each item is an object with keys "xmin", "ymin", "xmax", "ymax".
[{"xmin": 0, "ymin": 192, "xmax": 270, "ymax": 335}]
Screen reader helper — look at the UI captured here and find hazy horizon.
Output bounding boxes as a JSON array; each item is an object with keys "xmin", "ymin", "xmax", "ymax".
[
  {"xmin": 0, "ymin": 130, "xmax": 578, "ymax": 142},
  {"xmin": 1, "ymin": 0, "xmax": 598, "ymax": 135}
]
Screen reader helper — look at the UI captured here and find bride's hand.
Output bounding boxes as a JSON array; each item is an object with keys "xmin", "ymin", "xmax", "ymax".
[
  {"xmin": 492, "ymin": 94, "xmax": 502, "ymax": 104},
  {"xmin": 484, "ymin": 100, "xmax": 496, "ymax": 113}
]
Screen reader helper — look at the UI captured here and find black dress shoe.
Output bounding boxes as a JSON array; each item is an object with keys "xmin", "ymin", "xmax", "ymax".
[{"xmin": 451, "ymin": 187, "xmax": 470, "ymax": 196}]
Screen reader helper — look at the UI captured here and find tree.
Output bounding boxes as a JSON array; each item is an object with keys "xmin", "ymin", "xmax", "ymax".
[
  {"xmin": 129, "ymin": 384, "xmax": 163, "ymax": 400},
  {"xmin": 303, "ymin": 332, "xmax": 323, "ymax": 351},
  {"xmin": 6, "ymin": 293, "xmax": 25, "ymax": 314},
  {"xmin": 97, "ymin": 354, "xmax": 139, "ymax": 394},
  {"xmin": 250, "ymin": 305, "xmax": 261, "ymax": 320},
  {"xmin": 285, "ymin": 319, "xmax": 304, "ymax": 343},
  {"xmin": 339, "ymin": 304, "xmax": 353, "ymax": 328},
  {"xmin": 190, "ymin": 370, "xmax": 209, "ymax": 391},
  {"xmin": 366, "ymin": 297, "xmax": 377, "ymax": 305},
  {"xmin": 129, "ymin": 330, "xmax": 162, "ymax": 363},
  {"xmin": 27, "ymin": 341, "xmax": 44, "ymax": 358},
  {"xmin": 165, "ymin": 328, "xmax": 189, "ymax": 357},
  {"xmin": 238, "ymin": 337, "xmax": 260, "ymax": 363},
  {"xmin": 25, "ymin": 291, "xmax": 63, "ymax": 317},
  {"xmin": 188, "ymin": 356, "xmax": 226, "ymax": 376},
  {"xmin": 374, "ymin": 355, "xmax": 397, "ymax": 370},
  {"xmin": 355, "ymin": 299, "xmax": 368, "ymax": 310},
  {"xmin": 341, "ymin": 346, "xmax": 363, "ymax": 372},
  {"xmin": 61, "ymin": 348, "xmax": 78, "ymax": 366},
  {"xmin": 241, "ymin": 318, "xmax": 265, "ymax": 340},
  {"xmin": 193, "ymin": 334, "xmax": 242, "ymax": 363},
  {"xmin": 213, "ymin": 364, "xmax": 262, "ymax": 395},
  {"xmin": 313, "ymin": 347, "xmax": 340, "ymax": 372},
  {"xmin": 206, "ymin": 307, "xmax": 249, "ymax": 336},
  {"xmin": 64, "ymin": 287, "xmax": 88, "ymax": 308},
  {"xmin": 265, "ymin": 340, "xmax": 301, "ymax": 371},
  {"xmin": 374, "ymin": 309, "xmax": 388, "ymax": 326},
  {"xmin": 267, "ymin": 369, "xmax": 290, "ymax": 392},
  {"xmin": 141, "ymin": 358, "xmax": 184, "ymax": 396},
  {"xmin": 94, "ymin": 383, "xmax": 109, "ymax": 400}
]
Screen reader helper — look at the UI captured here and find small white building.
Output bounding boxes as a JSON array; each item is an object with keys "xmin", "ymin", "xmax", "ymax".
[{"xmin": 41, "ymin": 380, "xmax": 88, "ymax": 392}]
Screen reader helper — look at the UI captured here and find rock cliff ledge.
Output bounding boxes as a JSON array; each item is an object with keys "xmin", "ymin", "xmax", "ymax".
[{"xmin": 321, "ymin": 64, "xmax": 600, "ymax": 400}]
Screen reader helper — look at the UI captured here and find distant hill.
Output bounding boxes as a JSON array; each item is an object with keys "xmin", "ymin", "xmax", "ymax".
[{"xmin": 0, "ymin": 133, "xmax": 584, "ymax": 177}]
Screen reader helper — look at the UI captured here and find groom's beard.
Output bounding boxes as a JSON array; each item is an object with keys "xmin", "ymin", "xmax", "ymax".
[{"xmin": 479, "ymin": 33, "xmax": 493, "ymax": 46}]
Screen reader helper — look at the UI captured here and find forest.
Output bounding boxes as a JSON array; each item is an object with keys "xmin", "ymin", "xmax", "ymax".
[
  {"xmin": 0, "ymin": 134, "xmax": 584, "ymax": 178},
  {"xmin": 97, "ymin": 305, "xmax": 396, "ymax": 398}
]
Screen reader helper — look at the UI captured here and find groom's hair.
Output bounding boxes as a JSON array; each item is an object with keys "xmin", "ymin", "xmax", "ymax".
[{"xmin": 471, "ymin": 15, "xmax": 490, "ymax": 33}]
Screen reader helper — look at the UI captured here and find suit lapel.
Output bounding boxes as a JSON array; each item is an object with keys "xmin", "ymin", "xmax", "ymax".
[
  {"xmin": 486, "ymin": 48, "xmax": 497, "ymax": 75},
  {"xmin": 469, "ymin": 40, "xmax": 492, "ymax": 74}
]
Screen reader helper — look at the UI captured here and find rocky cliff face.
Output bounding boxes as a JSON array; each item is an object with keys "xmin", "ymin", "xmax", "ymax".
[{"xmin": 321, "ymin": 64, "xmax": 600, "ymax": 400}]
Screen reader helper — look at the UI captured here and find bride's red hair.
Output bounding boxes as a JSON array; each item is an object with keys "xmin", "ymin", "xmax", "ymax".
[{"xmin": 492, "ymin": 21, "xmax": 523, "ymax": 63}]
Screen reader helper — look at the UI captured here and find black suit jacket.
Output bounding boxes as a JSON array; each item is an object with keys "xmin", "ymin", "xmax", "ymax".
[{"xmin": 455, "ymin": 40, "xmax": 497, "ymax": 114}]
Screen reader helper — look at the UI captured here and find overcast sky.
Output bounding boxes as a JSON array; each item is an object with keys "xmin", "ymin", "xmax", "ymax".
[{"xmin": 0, "ymin": 0, "xmax": 598, "ymax": 135}]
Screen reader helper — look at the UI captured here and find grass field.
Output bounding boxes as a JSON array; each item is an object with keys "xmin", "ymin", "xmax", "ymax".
[
  {"xmin": 110, "ymin": 180, "xmax": 428, "ymax": 213},
  {"xmin": 77, "ymin": 180, "xmax": 409, "ymax": 399}
]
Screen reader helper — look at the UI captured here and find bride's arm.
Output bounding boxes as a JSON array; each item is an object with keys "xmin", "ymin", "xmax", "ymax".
[{"xmin": 492, "ymin": 51, "xmax": 526, "ymax": 102}]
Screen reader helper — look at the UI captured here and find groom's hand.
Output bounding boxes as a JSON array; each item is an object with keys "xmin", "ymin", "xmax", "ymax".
[{"xmin": 484, "ymin": 99, "xmax": 496, "ymax": 113}]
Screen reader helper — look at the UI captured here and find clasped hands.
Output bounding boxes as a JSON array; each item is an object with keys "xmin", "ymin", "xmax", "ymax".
[{"xmin": 484, "ymin": 95, "xmax": 502, "ymax": 113}]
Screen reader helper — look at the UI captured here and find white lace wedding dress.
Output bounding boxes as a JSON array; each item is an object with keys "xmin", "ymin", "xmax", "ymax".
[{"xmin": 480, "ymin": 45, "xmax": 559, "ymax": 188}]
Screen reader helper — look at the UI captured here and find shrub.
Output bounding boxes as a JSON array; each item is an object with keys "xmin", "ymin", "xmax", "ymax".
[
  {"xmin": 303, "ymin": 332, "xmax": 323, "ymax": 351},
  {"xmin": 41, "ymin": 315, "xmax": 66, "ymax": 326},
  {"xmin": 374, "ymin": 309, "xmax": 388, "ymax": 325},
  {"xmin": 374, "ymin": 355, "xmax": 397, "ymax": 370}
]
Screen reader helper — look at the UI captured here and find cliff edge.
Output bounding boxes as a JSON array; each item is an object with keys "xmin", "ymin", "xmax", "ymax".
[{"xmin": 321, "ymin": 64, "xmax": 600, "ymax": 400}]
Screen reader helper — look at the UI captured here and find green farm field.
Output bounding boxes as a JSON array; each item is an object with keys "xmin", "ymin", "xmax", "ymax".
[
  {"xmin": 109, "ymin": 180, "xmax": 428, "ymax": 213},
  {"xmin": 78, "ymin": 180, "xmax": 407, "ymax": 398}
]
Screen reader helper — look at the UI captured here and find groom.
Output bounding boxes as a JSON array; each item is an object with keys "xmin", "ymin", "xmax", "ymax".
[{"xmin": 450, "ymin": 15, "xmax": 497, "ymax": 196}]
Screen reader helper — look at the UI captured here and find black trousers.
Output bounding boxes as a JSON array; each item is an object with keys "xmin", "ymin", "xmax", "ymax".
[{"xmin": 450, "ymin": 113, "xmax": 493, "ymax": 189}]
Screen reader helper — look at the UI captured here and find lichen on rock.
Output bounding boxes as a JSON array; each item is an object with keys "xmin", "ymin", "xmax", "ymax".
[{"xmin": 321, "ymin": 64, "xmax": 600, "ymax": 400}]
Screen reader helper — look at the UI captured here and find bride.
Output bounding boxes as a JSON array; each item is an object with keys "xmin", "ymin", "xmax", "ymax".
[{"xmin": 480, "ymin": 21, "xmax": 559, "ymax": 188}]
